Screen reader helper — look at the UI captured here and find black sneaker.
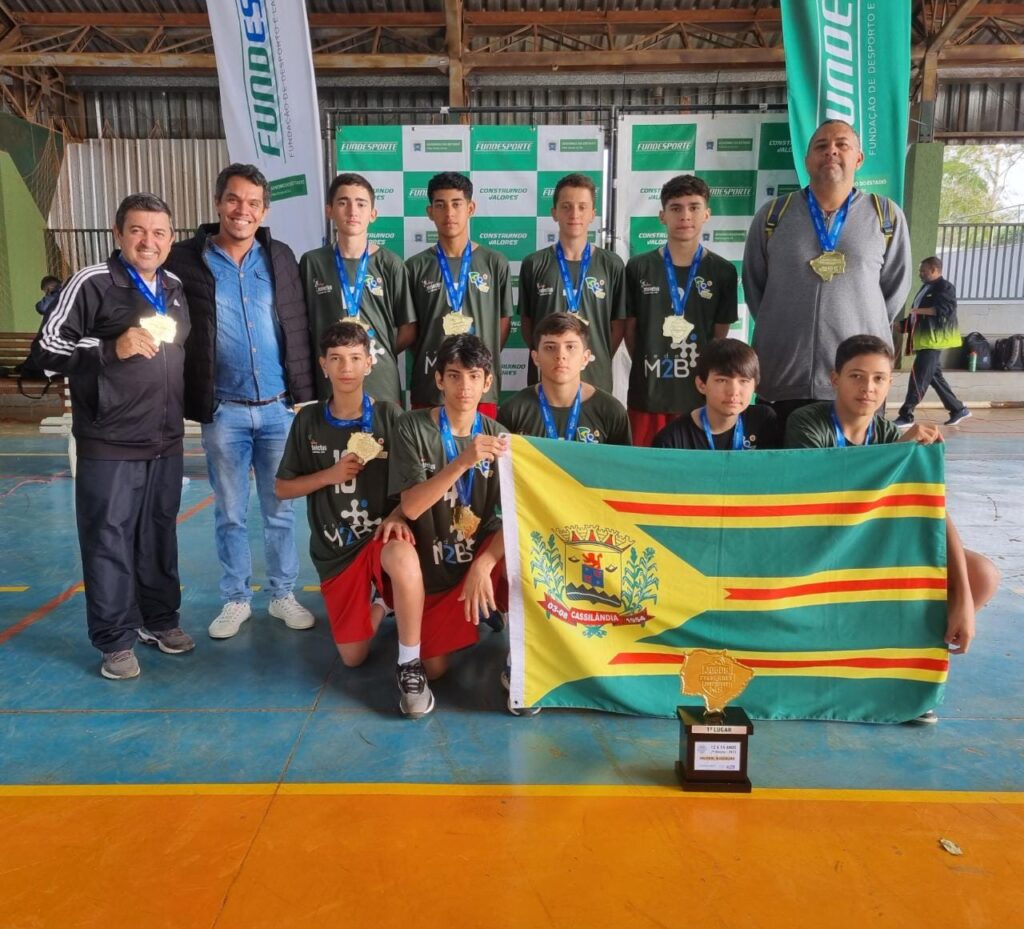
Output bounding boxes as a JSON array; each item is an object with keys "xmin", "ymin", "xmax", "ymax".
[
  {"xmin": 481, "ymin": 610, "xmax": 506, "ymax": 633},
  {"xmin": 502, "ymin": 657, "xmax": 541, "ymax": 716},
  {"xmin": 908, "ymin": 710, "xmax": 939, "ymax": 725},
  {"xmin": 893, "ymin": 415, "xmax": 914, "ymax": 429},
  {"xmin": 945, "ymin": 408, "xmax": 971, "ymax": 427},
  {"xmin": 397, "ymin": 659, "xmax": 435, "ymax": 719}
]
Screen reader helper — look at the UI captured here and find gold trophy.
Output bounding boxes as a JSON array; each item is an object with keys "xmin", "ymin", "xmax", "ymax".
[{"xmin": 676, "ymin": 649, "xmax": 755, "ymax": 792}]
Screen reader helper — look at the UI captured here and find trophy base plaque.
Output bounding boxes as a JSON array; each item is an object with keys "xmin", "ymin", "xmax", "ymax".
[{"xmin": 676, "ymin": 706, "xmax": 753, "ymax": 793}]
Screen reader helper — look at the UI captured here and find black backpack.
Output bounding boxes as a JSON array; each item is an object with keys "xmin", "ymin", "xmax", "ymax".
[
  {"xmin": 962, "ymin": 331, "xmax": 992, "ymax": 370},
  {"xmin": 992, "ymin": 334, "xmax": 1024, "ymax": 371}
]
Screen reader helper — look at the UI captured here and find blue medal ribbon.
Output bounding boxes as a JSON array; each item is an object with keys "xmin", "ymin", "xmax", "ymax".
[
  {"xmin": 830, "ymin": 404, "xmax": 873, "ymax": 447},
  {"xmin": 663, "ymin": 243, "xmax": 704, "ymax": 317},
  {"xmin": 334, "ymin": 245, "xmax": 371, "ymax": 318},
  {"xmin": 537, "ymin": 385, "xmax": 582, "ymax": 442},
  {"xmin": 119, "ymin": 256, "xmax": 166, "ymax": 315},
  {"xmin": 439, "ymin": 407, "xmax": 481, "ymax": 506},
  {"xmin": 806, "ymin": 188, "xmax": 853, "ymax": 254},
  {"xmin": 436, "ymin": 242, "xmax": 473, "ymax": 314},
  {"xmin": 324, "ymin": 393, "xmax": 373, "ymax": 432},
  {"xmin": 555, "ymin": 242, "xmax": 592, "ymax": 315},
  {"xmin": 700, "ymin": 407, "xmax": 745, "ymax": 451}
]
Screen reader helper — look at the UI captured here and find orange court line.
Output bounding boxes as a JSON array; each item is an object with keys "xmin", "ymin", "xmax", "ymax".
[{"xmin": 0, "ymin": 493, "xmax": 214, "ymax": 647}]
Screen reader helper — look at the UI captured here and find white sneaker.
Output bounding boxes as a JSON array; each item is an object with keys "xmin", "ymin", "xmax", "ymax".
[
  {"xmin": 208, "ymin": 601, "xmax": 251, "ymax": 639},
  {"xmin": 269, "ymin": 593, "xmax": 315, "ymax": 630}
]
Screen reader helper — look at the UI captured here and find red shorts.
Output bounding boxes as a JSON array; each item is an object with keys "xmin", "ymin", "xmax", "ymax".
[
  {"xmin": 421, "ymin": 542, "xmax": 508, "ymax": 661},
  {"xmin": 412, "ymin": 401, "xmax": 499, "ymax": 420},
  {"xmin": 320, "ymin": 537, "xmax": 392, "ymax": 644},
  {"xmin": 628, "ymin": 409, "xmax": 677, "ymax": 448}
]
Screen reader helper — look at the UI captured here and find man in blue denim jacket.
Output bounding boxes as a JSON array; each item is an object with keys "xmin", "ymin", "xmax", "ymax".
[{"xmin": 167, "ymin": 164, "xmax": 316, "ymax": 639}]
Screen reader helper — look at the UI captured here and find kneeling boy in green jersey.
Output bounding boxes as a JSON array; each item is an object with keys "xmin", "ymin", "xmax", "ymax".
[
  {"xmin": 498, "ymin": 312, "xmax": 631, "ymax": 445},
  {"xmin": 390, "ymin": 334, "xmax": 510, "ymax": 681},
  {"xmin": 785, "ymin": 335, "xmax": 1000, "ymax": 688},
  {"xmin": 275, "ymin": 321, "xmax": 432, "ymax": 719}
]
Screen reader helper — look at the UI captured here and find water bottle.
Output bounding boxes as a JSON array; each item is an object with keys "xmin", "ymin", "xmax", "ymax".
[{"xmin": 968, "ymin": 351, "xmax": 978, "ymax": 373}]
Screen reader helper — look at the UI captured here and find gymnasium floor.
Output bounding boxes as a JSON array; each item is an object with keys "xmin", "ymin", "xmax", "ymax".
[{"xmin": 0, "ymin": 411, "xmax": 1021, "ymax": 929}]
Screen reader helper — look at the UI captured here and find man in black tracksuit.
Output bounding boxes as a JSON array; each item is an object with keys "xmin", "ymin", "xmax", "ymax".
[{"xmin": 32, "ymin": 193, "xmax": 195, "ymax": 680}]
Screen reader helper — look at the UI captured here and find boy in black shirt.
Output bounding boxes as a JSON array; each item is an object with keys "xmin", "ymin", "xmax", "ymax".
[
  {"xmin": 653, "ymin": 339, "xmax": 779, "ymax": 450},
  {"xmin": 276, "ymin": 322, "xmax": 432, "ymax": 718}
]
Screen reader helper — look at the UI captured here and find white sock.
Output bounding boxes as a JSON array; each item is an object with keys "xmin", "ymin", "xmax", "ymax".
[{"xmin": 398, "ymin": 642, "xmax": 421, "ymax": 665}]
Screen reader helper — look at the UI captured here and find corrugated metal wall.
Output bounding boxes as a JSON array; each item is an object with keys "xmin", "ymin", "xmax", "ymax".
[{"xmin": 50, "ymin": 139, "xmax": 229, "ymax": 231}]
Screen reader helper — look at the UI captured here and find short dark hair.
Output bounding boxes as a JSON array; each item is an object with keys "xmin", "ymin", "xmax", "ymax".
[
  {"xmin": 552, "ymin": 173, "xmax": 596, "ymax": 208},
  {"xmin": 114, "ymin": 193, "xmax": 173, "ymax": 232},
  {"xmin": 531, "ymin": 312, "xmax": 590, "ymax": 350},
  {"xmin": 40, "ymin": 275, "xmax": 61, "ymax": 291},
  {"xmin": 436, "ymin": 334, "xmax": 493, "ymax": 376},
  {"xmin": 327, "ymin": 172, "xmax": 375, "ymax": 206},
  {"xmin": 320, "ymin": 320, "xmax": 371, "ymax": 356},
  {"xmin": 695, "ymin": 338, "xmax": 759, "ymax": 383},
  {"xmin": 428, "ymin": 171, "xmax": 473, "ymax": 202},
  {"xmin": 661, "ymin": 174, "xmax": 710, "ymax": 208},
  {"xmin": 834, "ymin": 334, "xmax": 894, "ymax": 373},
  {"xmin": 921, "ymin": 256, "xmax": 942, "ymax": 272},
  {"xmin": 215, "ymin": 163, "xmax": 271, "ymax": 208}
]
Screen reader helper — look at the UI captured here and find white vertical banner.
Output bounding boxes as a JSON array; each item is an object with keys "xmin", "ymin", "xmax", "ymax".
[{"xmin": 207, "ymin": 0, "xmax": 325, "ymax": 254}]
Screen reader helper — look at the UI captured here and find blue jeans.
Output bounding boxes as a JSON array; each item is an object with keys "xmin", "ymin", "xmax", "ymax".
[{"xmin": 201, "ymin": 398, "xmax": 298, "ymax": 604}]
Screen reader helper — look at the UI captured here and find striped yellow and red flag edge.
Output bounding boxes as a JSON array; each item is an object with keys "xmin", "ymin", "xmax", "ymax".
[
  {"xmin": 598, "ymin": 482, "xmax": 946, "ymax": 528},
  {"xmin": 604, "ymin": 646, "xmax": 950, "ymax": 684}
]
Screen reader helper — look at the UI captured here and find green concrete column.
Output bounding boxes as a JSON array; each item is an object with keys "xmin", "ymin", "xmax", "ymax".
[
  {"xmin": 0, "ymin": 151, "xmax": 49, "ymax": 332},
  {"xmin": 895, "ymin": 141, "xmax": 945, "ymax": 367}
]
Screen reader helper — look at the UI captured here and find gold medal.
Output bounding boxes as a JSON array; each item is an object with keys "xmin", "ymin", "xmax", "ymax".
[
  {"xmin": 809, "ymin": 250, "xmax": 846, "ymax": 282},
  {"xmin": 442, "ymin": 312, "xmax": 474, "ymax": 336},
  {"xmin": 339, "ymin": 315, "xmax": 371, "ymax": 331},
  {"xmin": 662, "ymin": 314, "xmax": 694, "ymax": 343},
  {"xmin": 345, "ymin": 431, "xmax": 380, "ymax": 464},
  {"xmin": 451, "ymin": 504, "xmax": 481, "ymax": 538},
  {"xmin": 140, "ymin": 314, "xmax": 177, "ymax": 344}
]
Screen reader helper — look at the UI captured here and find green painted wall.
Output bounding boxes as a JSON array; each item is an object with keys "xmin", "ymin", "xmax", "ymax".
[{"xmin": 0, "ymin": 152, "xmax": 49, "ymax": 332}]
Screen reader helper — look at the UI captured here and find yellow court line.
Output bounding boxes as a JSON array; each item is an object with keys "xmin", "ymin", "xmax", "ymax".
[
  {"xmin": 0, "ymin": 586, "xmax": 29, "ymax": 592},
  {"xmin": 1, "ymin": 782, "xmax": 1023, "ymax": 804}
]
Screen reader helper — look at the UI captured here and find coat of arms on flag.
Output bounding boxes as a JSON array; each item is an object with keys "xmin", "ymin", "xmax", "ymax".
[
  {"xmin": 499, "ymin": 437, "xmax": 950, "ymax": 722},
  {"xmin": 530, "ymin": 525, "xmax": 657, "ymax": 631}
]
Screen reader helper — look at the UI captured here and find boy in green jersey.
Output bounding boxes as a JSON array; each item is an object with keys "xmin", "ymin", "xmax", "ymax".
[
  {"xmin": 624, "ymin": 174, "xmax": 738, "ymax": 446},
  {"xmin": 518, "ymin": 173, "xmax": 626, "ymax": 392},
  {"xmin": 785, "ymin": 334, "xmax": 1000, "ymax": 723},
  {"xmin": 275, "ymin": 321, "xmax": 433, "ymax": 719},
  {"xmin": 499, "ymin": 312, "xmax": 631, "ymax": 445},
  {"xmin": 300, "ymin": 173, "xmax": 416, "ymax": 405},
  {"xmin": 405, "ymin": 172, "xmax": 513, "ymax": 417},
  {"xmin": 390, "ymin": 334, "xmax": 510, "ymax": 680}
]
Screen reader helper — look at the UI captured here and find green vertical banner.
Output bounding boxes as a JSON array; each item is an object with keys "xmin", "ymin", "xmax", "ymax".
[{"xmin": 780, "ymin": 0, "xmax": 910, "ymax": 204}]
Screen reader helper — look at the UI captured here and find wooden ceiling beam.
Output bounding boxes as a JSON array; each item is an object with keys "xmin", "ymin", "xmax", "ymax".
[
  {"xmin": 9, "ymin": 12, "xmax": 445, "ymax": 29},
  {"xmin": 463, "ymin": 48, "xmax": 784, "ymax": 71},
  {"xmin": 0, "ymin": 51, "xmax": 449, "ymax": 71}
]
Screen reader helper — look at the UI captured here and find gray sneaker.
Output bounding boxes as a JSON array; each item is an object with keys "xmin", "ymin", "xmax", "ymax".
[
  {"xmin": 397, "ymin": 659, "xmax": 435, "ymax": 719},
  {"xmin": 100, "ymin": 649, "xmax": 140, "ymax": 680},
  {"xmin": 138, "ymin": 626, "xmax": 196, "ymax": 654}
]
